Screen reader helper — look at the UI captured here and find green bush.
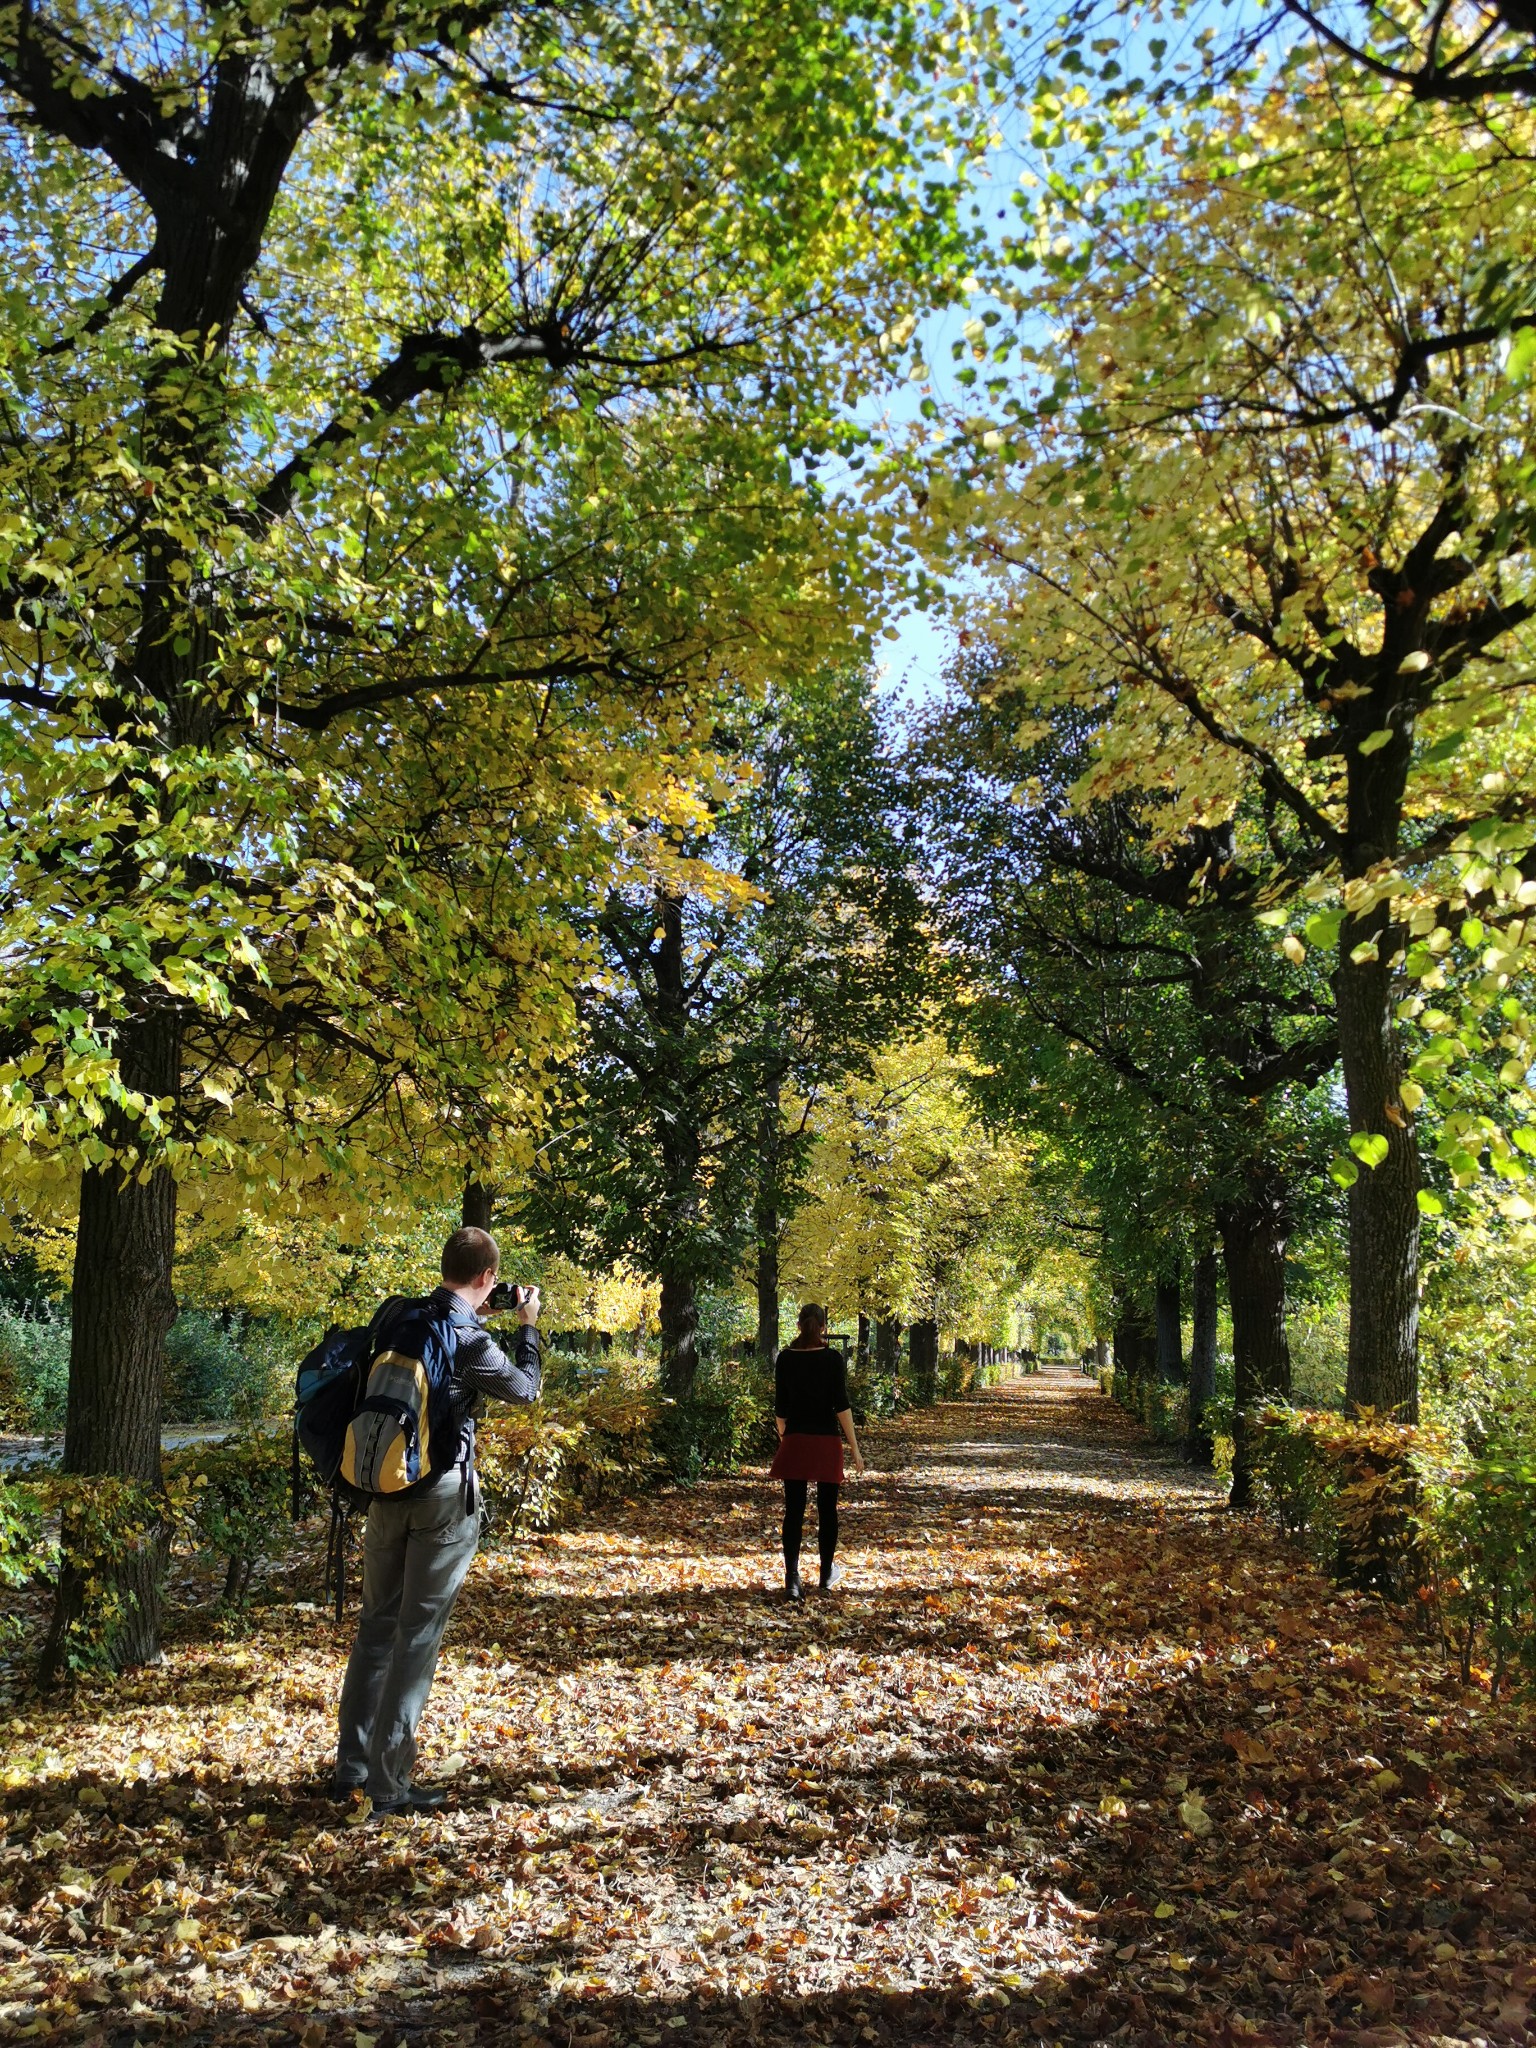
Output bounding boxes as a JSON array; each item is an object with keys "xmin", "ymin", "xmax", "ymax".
[
  {"xmin": 0, "ymin": 1302, "xmax": 305, "ymax": 1432},
  {"xmin": 1250, "ymin": 1405, "xmax": 1536, "ymax": 1700},
  {"xmin": 0, "ymin": 1474, "xmax": 51, "ymax": 1649},
  {"xmin": 165, "ymin": 1427, "xmax": 307, "ymax": 1605},
  {"xmin": 654, "ymin": 1355, "xmax": 772, "ymax": 1479},
  {"xmin": 1250, "ymin": 1405, "xmax": 1425, "ymax": 1596},
  {"xmin": 0, "ymin": 1303, "xmax": 71, "ymax": 1432},
  {"xmin": 30, "ymin": 1468, "xmax": 202, "ymax": 1676},
  {"xmin": 847, "ymin": 1353, "xmax": 900, "ymax": 1420},
  {"xmin": 479, "ymin": 1361, "xmax": 661, "ymax": 1531},
  {"xmin": 164, "ymin": 1310, "xmax": 303, "ymax": 1422},
  {"xmin": 1105, "ymin": 1367, "xmax": 1187, "ymax": 1442},
  {"xmin": 1417, "ymin": 1432, "xmax": 1536, "ymax": 1699}
]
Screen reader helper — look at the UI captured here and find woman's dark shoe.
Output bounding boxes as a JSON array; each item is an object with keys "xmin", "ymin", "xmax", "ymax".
[{"xmin": 784, "ymin": 1566, "xmax": 804, "ymax": 1602}]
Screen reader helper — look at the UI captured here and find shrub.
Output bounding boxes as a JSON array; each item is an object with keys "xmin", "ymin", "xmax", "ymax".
[
  {"xmin": 1417, "ymin": 1436, "xmax": 1536, "ymax": 1699},
  {"xmin": 0, "ymin": 1303, "xmax": 71, "ymax": 1432},
  {"xmin": 653, "ymin": 1356, "xmax": 772, "ymax": 1481},
  {"xmin": 0, "ymin": 1474, "xmax": 51, "ymax": 1650},
  {"xmin": 31, "ymin": 1468, "xmax": 201, "ymax": 1676},
  {"xmin": 1105, "ymin": 1367, "xmax": 1187, "ymax": 1443},
  {"xmin": 0, "ymin": 1302, "xmax": 307, "ymax": 1432},
  {"xmin": 1250, "ymin": 1405, "xmax": 1536, "ymax": 1699},
  {"xmin": 1250, "ymin": 1406, "xmax": 1427, "ymax": 1596},
  {"xmin": 164, "ymin": 1310, "xmax": 301, "ymax": 1422},
  {"xmin": 165, "ymin": 1427, "xmax": 307, "ymax": 1605},
  {"xmin": 479, "ymin": 1359, "xmax": 661, "ymax": 1533}
]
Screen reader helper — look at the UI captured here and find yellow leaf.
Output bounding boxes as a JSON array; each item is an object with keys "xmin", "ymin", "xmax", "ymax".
[
  {"xmin": 1178, "ymin": 1791, "xmax": 1214, "ymax": 1837},
  {"xmin": 1154, "ymin": 1901, "xmax": 1176, "ymax": 1920}
]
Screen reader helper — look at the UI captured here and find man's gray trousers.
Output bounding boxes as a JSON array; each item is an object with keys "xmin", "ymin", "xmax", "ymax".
[{"xmin": 334, "ymin": 1471, "xmax": 479, "ymax": 1802}]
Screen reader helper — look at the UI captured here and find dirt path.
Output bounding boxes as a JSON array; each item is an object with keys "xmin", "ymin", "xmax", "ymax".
[{"xmin": 4, "ymin": 1367, "xmax": 1534, "ymax": 2046}]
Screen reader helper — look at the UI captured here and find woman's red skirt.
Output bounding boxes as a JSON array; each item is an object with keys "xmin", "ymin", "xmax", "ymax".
[{"xmin": 769, "ymin": 1432, "xmax": 845, "ymax": 1484}]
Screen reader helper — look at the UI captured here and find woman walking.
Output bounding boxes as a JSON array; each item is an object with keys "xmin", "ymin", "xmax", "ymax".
[{"xmin": 769, "ymin": 1303, "xmax": 865, "ymax": 1600}]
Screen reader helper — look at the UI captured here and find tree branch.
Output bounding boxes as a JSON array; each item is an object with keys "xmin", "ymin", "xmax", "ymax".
[
  {"xmin": 38, "ymin": 247, "xmax": 159, "ymax": 356},
  {"xmin": 248, "ymin": 320, "xmax": 750, "ymax": 525}
]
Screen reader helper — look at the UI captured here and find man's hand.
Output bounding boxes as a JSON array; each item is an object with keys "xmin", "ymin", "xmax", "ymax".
[{"xmin": 517, "ymin": 1286, "xmax": 540, "ymax": 1327}]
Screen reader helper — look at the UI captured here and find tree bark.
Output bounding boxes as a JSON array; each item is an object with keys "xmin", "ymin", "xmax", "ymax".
[
  {"xmin": 755, "ymin": 1234, "xmax": 780, "ymax": 1372},
  {"xmin": 462, "ymin": 1178, "xmax": 495, "ymax": 1232},
  {"xmin": 754, "ymin": 1067, "xmax": 784, "ymax": 1369},
  {"xmin": 1219, "ymin": 1177, "xmax": 1292, "ymax": 1510},
  {"xmin": 658, "ymin": 1271, "xmax": 699, "ymax": 1403},
  {"xmin": 1338, "ymin": 932, "xmax": 1420, "ymax": 1418},
  {"xmin": 1186, "ymin": 1247, "xmax": 1219, "ymax": 1466},
  {"xmin": 910, "ymin": 1319, "xmax": 939, "ymax": 1404},
  {"xmin": 1113, "ymin": 1294, "xmax": 1154, "ymax": 1383},
  {"xmin": 1154, "ymin": 1272, "xmax": 1183, "ymax": 1383},
  {"xmin": 41, "ymin": 1010, "xmax": 181, "ymax": 1681},
  {"xmin": 857, "ymin": 1313, "xmax": 870, "ymax": 1380},
  {"xmin": 875, "ymin": 1317, "xmax": 901, "ymax": 1406}
]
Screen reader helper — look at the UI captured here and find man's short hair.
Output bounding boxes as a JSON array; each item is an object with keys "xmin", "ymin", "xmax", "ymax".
[{"xmin": 442, "ymin": 1226, "xmax": 499, "ymax": 1286}]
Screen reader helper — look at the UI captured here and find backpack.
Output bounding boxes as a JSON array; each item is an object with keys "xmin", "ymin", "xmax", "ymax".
[
  {"xmin": 292, "ymin": 1298, "xmax": 404, "ymax": 1512},
  {"xmin": 291, "ymin": 1295, "xmax": 467, "ymax": 1619},
  {"xmin": 339, "ymin": 1294, "xmax": 465, "ymax": 1501}
]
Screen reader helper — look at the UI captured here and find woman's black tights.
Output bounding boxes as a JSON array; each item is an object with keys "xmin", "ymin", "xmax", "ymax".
[{"xmin": 782, "ymin": 1480, "xmax": 839, "ymax": 1579}]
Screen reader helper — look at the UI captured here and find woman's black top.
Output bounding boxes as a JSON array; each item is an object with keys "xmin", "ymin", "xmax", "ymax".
[{"xmin": 774, "ymin": 1344, "xmax": 850, "ymax": 1438}]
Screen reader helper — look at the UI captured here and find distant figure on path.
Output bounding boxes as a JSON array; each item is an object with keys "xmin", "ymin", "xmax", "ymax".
[
  {"xmin": 332, "ymin": 1226, "xmax": 541, "ymax": 1815},
  {"xmin": 769, "ymin": 1303, "xmax": 864, "ymax": 1600}
]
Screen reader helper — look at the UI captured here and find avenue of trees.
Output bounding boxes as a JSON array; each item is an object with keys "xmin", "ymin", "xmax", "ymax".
[{"xmin": 3, "ymin": 1, "xmax": 1536, "ymax": 1674}]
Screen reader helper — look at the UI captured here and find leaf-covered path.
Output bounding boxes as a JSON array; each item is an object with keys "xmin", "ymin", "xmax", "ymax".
[{"xmin": 5, "ymin": 1367, "xmax": 1535, "ymax": 2046}]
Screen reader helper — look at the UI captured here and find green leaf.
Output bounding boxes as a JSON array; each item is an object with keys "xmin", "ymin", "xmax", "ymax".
[
  {"xmin": 1349, "ymin": 1132, "xmax": 1390, "ymax": 1169},
  {"xmin": 1304, "ymin": 909, "xmax": 1344, "ymax": 949},
  {"xmin": 1357, "ymin": 729, "xmax": 1393, "ymax": 756},
  {"xmin": 1507, "ymin": 325, "xmax": 1536, "ymax": 384},
  {"xmin": 1419, "ymin": 731, "xmax": 1465, "ymax": 767},
  {"xmin": 1329, "ymin": 1152, "xmax": 1360, "ymax": 1188},
  {"xmin": 1416, "ymin": 1189, "xmax": 1444, "ymax": 1217}
]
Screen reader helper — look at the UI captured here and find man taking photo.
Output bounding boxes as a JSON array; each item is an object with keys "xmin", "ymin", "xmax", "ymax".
[{"xmin": 332, "ymin": 1225, "xmax": 541, "ymax": 1815}]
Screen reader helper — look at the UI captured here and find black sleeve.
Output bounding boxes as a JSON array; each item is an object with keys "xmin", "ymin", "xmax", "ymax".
[
  {"xmin": 829, "ymin": 1349, "xmax": 850, "ymax": 1412},
  {"xmin": 774, "ymin": 1348, "xmax": 789, "ymax": 1419},
  {"xmin": 456, "ymin": 1322, "xmax": 541, "ymax": 1406}
]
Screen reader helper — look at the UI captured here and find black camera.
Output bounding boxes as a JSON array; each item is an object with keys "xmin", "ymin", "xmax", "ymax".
[{"xmin": 484, "ymin": 1281, "xmax": 536, "ymax": 1314}]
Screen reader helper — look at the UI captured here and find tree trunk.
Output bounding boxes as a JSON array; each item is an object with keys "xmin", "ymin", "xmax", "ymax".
[
  {"xmin": 1186, "ymin": 1247, "xmax": 1219, "ymax": 1467},
  {"xmin": 658, "ymin": 1271, "xmax": 699, "ymax": 1403},
  {"xmin": 462, "ymin": 1178, "xmax": 494, "ymax": 1232},
  {"xmin": 1112, "ymin": 1295, "xmax": 1154, "ymax": 1383},
  {"xmin": 910, "ymin": 1319, "xmax": 939, "ymax": 1404},
  {"xmin": 41, "ymin": 1010, "xmax": 181, "ymax": 1682},
  {"xmin": 753, "ymin": 1069, "xmax": 784, "ymax": 1369},
  {"xmin": 875, "ymin": 1317, "xmax": 901, "ymax": 1406},
  {"xmin": 1338, "ymin": 933, "xmax": 1420, "ymax": 1419},
  {"xmin": 755, "ymin": 1235, "xmax": 780, "ymax": 1372},
  {"xmin": 857, "ymin": 1313, "xmax": 870, "ymax": 1380},
  {"xmin": 1219, "ymin": 1178, "xmax": 1291, "ymax": 1510},
  {"xmin": 1155, "ymin": 1272, "xmax": 1183, "ymax": 1383}
]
